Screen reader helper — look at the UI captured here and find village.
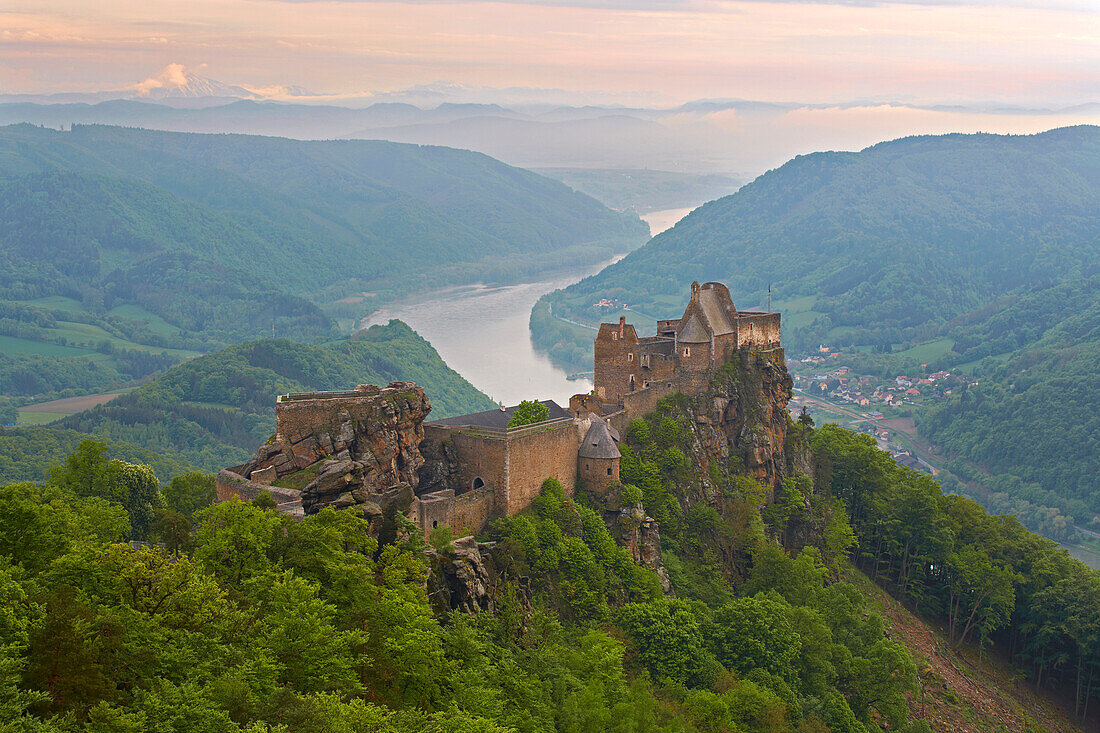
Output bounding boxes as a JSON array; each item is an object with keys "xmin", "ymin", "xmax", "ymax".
[{"xmin": 783, "ymin": 344, "xmax": 976, "ymax": 477}]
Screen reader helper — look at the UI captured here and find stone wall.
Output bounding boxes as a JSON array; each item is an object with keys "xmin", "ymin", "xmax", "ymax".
[
  {"xmin": 422, "ymin": 424, "xmax": 509, "ymax": 496},
  {"xmin": 736, "ymin": 312, "xmax": 781, "ymax": 349},
  {"xmin": 451, "ymin": 486, "xmax": 498, "ymax": 535},
  {"xmin": 215, "ymin": 468, "xmax": 302, "ymax": 510},
  {"xmin": 225, "ymin": 381, "xmax": 431, "ymax": 517},
  {"xmin": 619, "ymin": 382, "xmax": 676, "ymax": 422},
  {"xmin": 503, "ymin": 421, "xmax": 580, "ymax": 515}
]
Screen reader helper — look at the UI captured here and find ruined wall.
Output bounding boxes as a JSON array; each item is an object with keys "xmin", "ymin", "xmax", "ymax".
[
  {"xmin": 736, "ymin": 313, "xmax": 781, "ymax": 348},
  {"xmin": 504, "ymin": 422, "xmax": 580, "ymax": 515},
  {"xmin": 228, "ymin": 382, "xmax": 430, "ymax": 516},
  {"xmin": 216, "ymin": 468, "xmax": 299, "ymax": 504},
  {"xmin": 445, "ymin": 431, "xmax": 508, "ymax": 496},
  {"xmin": 641, "ymin": 351, "xmax": 677, "ymax": 388},
  {"xmin": 619, "ymin": 383, "xmax": 675, "ymax": 422}
]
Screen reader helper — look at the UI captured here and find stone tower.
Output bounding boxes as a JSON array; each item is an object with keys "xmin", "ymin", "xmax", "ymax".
[{"xmin": 578, "ymin": 418, "xmax": 621, "ymax": 493}]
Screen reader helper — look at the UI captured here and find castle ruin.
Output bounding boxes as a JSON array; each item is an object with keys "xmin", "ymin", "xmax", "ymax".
[{"xmin": 216, "ymin": 280, "xmax": 782, "ymax": 538}]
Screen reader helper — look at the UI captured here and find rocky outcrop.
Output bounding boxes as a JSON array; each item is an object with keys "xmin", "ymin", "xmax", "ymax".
[
  {"xmin": 583, "ymin": 485, "xmax": 673, "ymax": 595},
  {"xmin": 427, "ymin": 536, "xmax": 497, "ymax": 614},
  {"xmin": 683, "ymin": 349, "xmax": 794, "ymax": 493},
  {"xmin": 231, "ymin": 382, "xmax": 431, "ymax": 519}
]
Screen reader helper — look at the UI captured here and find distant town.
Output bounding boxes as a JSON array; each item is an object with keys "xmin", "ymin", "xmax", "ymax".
[{"xmin": 785, "ymin": 344, "xmax": 978, "ymax": 477}]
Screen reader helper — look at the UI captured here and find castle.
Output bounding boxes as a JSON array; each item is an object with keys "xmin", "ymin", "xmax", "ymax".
[{"xmin": 215, "ymin": 281, "xmax": 782, "ymax": 537}]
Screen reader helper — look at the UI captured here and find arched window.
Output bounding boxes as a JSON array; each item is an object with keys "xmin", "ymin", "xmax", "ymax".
[
  {"xmin": 628, "ymin": 353, "xmax": 633, "ymax": 362},
  {"xmin": 683, "ymin": 347, "xmax": 691, "ymax": 357},
  {"xmin": 472, "ymin": 476, "xmax": 485, "ymax": 490}
]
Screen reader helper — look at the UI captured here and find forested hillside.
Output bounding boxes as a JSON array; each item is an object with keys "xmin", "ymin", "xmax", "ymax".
[
  {"xmin": 534, "ymin": 126, "xmax": 1100, "ymax": 535},
  {"xmin": 0, "ymin": 321, "xmax": 494, "ymax": 481},
  {"xmin": 539, "ymin": 126, "xmax": 1100, "ymax": 359},
  {"xmin": 0, "ymin": 375, "xmax": 1094, "ymax": 730},
  {"xmin": 0, "ymin": 124, "xmax": 644, "ymax": 409}
]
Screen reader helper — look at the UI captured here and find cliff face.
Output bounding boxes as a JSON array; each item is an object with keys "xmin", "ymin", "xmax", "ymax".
[
  {"xmin": 682, "ymin": 349, "xmax": 799, "ymax": 494},
  {"xmin": 234, "ymin": 382, "xmax": 431, "ymax": 517}
]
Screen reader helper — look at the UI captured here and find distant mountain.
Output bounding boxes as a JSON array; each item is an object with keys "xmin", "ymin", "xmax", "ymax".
[
  {"xmin": 0, "ymin": 123, "xmax": 645, "ymax": 327},
  {"xmin": 537, "ymin": 168, "xmax": 743, "ymax": 214}
]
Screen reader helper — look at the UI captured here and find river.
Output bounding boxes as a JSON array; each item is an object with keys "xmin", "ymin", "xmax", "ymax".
[
  {"xmin": 359, "ymin": 208, "xmax": 696, "ymax": 410},
  {"xmin": 362, "ymin": 258, "xmax": 621, "ymax": 407}
]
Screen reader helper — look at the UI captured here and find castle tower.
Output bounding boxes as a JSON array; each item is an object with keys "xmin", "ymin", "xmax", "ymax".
[{"xmin": 578, "ymin": 418, "xmax": 621, "ymax": 493}]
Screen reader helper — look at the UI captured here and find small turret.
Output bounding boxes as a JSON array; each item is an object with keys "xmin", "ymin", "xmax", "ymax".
[{"xmin": 578, "ymin": 417, "xmax": 621, "ymax": 493}]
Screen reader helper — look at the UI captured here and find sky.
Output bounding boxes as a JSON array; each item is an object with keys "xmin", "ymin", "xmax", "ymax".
[{"xmin": 1, "ymin": 0, "xmax": 1097, "ymax": 107}]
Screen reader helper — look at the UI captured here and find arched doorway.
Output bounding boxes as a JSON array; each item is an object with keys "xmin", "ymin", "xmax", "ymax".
[{"xmin": 472, "ymin": 476, "xmax": 485, "ymax": 491}]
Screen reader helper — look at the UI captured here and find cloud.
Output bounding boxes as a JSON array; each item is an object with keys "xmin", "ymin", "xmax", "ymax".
[{"xmin": 134, "ymin": 62, "xmax": 196, "ymax": 94}]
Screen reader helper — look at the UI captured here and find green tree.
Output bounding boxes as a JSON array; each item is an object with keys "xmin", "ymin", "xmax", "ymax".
[
  {"xmin": 163, "ymin": 473, "xmax": 215, "ymax": 523},
  {"xmin": 507, "ymin": 400, "xmax": 549, "ymax": 428},
  {"xmin": 945, "ymin": 546, "xmax": 1018, "ymax": 648},
  {"xmin": 709, "ymin": 594, "xmax": 801, "ymax": 682}
]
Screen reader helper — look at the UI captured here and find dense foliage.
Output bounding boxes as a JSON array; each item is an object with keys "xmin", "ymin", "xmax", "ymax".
[
  {"xmin": 3, "ymin": 386, "xmax": 1098, "ymax": 729},
  {"xmin": 0, "ymin": 321, "xmax": 493, "ymax": 482},
  {"xmin": 0, "ymin": 123, "xmax": 645, "ymax": 314},
  {"xmin": 814, "ymin": 424, "xmax": 1100, "ymax": 720}
]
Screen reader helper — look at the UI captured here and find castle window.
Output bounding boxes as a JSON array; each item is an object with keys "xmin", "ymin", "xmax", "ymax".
[
  {"xmin": 607, "ymin": 467, "xmax": 613, "ymax": 475},
  {"xmin": 472, "ymin": 477, "xmax": 485, "ymax": 490},
  {"xmin": 612, "ymin": 332, "xmax": 618, "ymax": 340},
  {"xmin": 586, "ymin": 463, "xmax": 590, "ymax": 470},
  {"xmin": 628, "ymin": 353, "xmax": 633, "ymax": 362},
  {"xmin": 432, "ymin": 520, "xmax": 438, "ymax": 529},
  {"xmin": 683, "ymin": 347, "xmax": 690, "ymax": 357}
]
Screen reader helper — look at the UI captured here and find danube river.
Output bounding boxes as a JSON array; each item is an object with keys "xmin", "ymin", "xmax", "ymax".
[
  {"xmin": 362, "ymin": 260, "xmax": 614, "ymax": 407},
  {"xmin": 361, "ymin": 208, "xmax": 691, "ymax": 408}
]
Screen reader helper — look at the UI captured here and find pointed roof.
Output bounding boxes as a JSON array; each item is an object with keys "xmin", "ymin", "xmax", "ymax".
[
  {"xmin": 579, "ymin": 419, "xmax": 621, "ymax": 459},
  {"xmin": 678, "ymin": 314, "xmax": 710, "ymax": 343}
]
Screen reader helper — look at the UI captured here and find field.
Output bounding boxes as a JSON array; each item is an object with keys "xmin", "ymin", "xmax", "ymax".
[
  {"xmin": 891, "ymin": 338, "xmax": 956, "ymax": 363},
  {"xmin": 0, "ymin": 335, "xmax": 97, "ymax": 358},
  {"xmin": 16, "ymin": 391, "xmax": 129, "ymax": 426}
]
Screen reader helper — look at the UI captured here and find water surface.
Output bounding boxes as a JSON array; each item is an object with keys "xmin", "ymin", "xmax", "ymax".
[{"xmin": 363, "ymin": 259, "xmax": 620, "ymax": 407}]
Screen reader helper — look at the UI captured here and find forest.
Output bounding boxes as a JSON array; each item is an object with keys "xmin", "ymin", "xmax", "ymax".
[{"xmin": 0, "ymin": 387, "xmax": 1097, "ymax": 731}]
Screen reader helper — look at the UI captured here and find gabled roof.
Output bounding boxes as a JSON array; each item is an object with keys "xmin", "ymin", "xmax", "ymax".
[
  {"xmin": 678, "ymin": 314, "xmax": 710, "ymax": 343},
  {"xmin": 579, "ymin": 419, "xmax": 621, "ymax": 459}
]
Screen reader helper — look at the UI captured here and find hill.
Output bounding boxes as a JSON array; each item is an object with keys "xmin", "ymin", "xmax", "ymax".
[
  {"xmin": 0, "ymin": 124, "xmax": 646, "ymax": 305},
  {"xmin": 533, "ymin": 126, "xmax": 1100, "ymax": 535},
  {"xmin": 1, "ymin": 321, "xmax": 494, "ymax": 479},
  {"xmin": 0, "ymin": 123, "xmax": 645, "ymax": 408}
]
